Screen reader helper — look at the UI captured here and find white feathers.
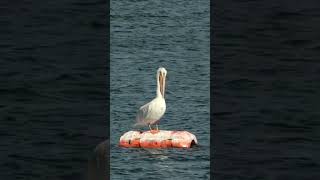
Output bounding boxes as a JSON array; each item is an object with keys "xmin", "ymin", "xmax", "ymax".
[
  {"xmin": 134, "ymin": 96, "xmax": 166, "ymax": 127},
  {"xmin": 134, "ymin": 67, "xmax": 167, "ymax": 128}
]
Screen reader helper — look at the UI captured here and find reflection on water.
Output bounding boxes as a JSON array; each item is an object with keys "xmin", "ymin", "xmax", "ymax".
[
  {"xmin": 139, "ymin": 149, "xmax": 170, "ymax": 160},
  {"xmin": 86, "ymin": 138, "xmax": 207, "ymax": 179},
  {"xmin": 88, "ymin": 139, "xmax": 109, "ymax": 180}
]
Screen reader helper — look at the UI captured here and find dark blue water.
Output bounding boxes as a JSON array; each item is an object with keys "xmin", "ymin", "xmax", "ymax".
[
  {"xmin": 212, "ymin": 0, "xmax": 320, "ymax": 179},
  {"xmin": 110, "ymin": 0, "xmax": 210, "ymax": 179},
  {"xmin": 0, "ymin": 0, "xmax": 107, "ymax": 179}
]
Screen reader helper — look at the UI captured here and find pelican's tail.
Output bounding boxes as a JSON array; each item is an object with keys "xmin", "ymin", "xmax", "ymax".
[{"xmin": 132, "ymin": 121, "xmax": 146, "ymax": 128}]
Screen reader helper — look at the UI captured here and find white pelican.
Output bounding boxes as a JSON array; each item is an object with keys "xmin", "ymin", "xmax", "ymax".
[{"xmin": 134, "ymin": 67, "xmax": 167, "ymax": 131}]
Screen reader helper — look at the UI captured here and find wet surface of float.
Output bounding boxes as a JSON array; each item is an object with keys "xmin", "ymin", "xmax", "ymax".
[{"xmin": 119, "ymin": 130, "xmax": 198, "ymax": 148}]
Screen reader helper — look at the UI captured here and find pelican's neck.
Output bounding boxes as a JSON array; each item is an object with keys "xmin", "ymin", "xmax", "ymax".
[{"xmin": 156, "ymin": 73, "xmax": 162, "ymax": 98}]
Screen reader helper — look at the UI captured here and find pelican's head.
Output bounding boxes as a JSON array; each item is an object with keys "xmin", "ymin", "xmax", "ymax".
[{"xmin": 157, "ymin": 67, "xmax": 167, "ymax": 98}]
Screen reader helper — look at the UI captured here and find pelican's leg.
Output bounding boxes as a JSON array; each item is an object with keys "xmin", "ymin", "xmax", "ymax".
[
  {"xmin": 148, "ymin": 124, "xmax": 153, "ymax": 131},
  {"xmin": 156, "ymin": 124, "xmax": 159, "ymax": 131}
]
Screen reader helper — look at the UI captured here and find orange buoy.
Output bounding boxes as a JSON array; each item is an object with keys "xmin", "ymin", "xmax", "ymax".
[{"xmin": 119, "ymin": 130, "xmax": 198, "ymax": 148}]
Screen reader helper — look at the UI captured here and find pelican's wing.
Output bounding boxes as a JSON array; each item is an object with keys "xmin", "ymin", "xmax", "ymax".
[{"xmin": 134, "ymin": 101, "xmax": 153, "ymax": 127}]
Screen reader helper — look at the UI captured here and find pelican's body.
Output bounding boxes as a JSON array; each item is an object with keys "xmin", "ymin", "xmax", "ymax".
[{"xmin": 134, "ymin": 67, "xmax": 167, "ymax": 130}]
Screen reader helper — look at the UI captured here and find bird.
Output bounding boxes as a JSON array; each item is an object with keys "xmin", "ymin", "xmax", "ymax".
[{"xmin": 134, "ymin": 67, "xmax": 167, "ymax": 131}]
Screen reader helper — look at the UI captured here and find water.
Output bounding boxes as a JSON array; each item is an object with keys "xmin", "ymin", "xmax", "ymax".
[
  {"xmin": 0, "ymin": 0, "xmax": 107, "ymax": 179},
  {"xmin": 110, "ymin": 0, "xmax": 210, "ymax": 179},
  {"xmin": 212, "ymin": 0, "xmax": 320, "ymax": 179}
]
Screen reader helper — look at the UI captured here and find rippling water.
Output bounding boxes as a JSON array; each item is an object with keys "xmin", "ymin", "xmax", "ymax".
[
  {"xmin": 213, "ymin": 0, "xmax": 320, "ymax": 179},
  {"xmin": 0, "ymin": 0, "xmax": 107, "ymax": 179},
  {"xmin": 110, "ymin": 0, "xmax": 210, "ymax": 179}
]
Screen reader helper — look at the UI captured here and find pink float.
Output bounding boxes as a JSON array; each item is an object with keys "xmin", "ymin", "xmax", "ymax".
[{"xmin": 119, "ymin": 130, "xmax": 198, "ymax": 148}]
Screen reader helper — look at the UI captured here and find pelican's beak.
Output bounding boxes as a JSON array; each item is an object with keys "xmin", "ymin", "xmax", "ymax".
[{"xmin": 160, "ymin": 73, "xmax": 166, "ymax": 98}]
